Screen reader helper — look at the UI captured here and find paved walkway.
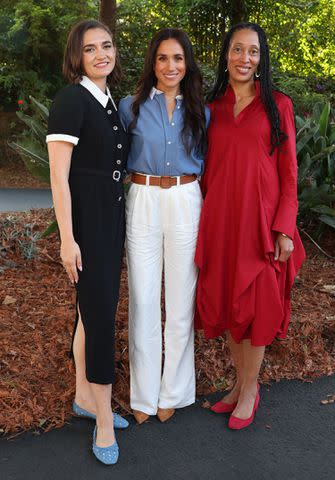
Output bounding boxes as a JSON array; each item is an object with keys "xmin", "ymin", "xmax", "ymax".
[
  {"xmin": 1, "ymin": 376, "xmax": 335, "ymax": 480},
  {"xmin": 0, "ymin": 188, "xmax": 52, "ymax": 212}
]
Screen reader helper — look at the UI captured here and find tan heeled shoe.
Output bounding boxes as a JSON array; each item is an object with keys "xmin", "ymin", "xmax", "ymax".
[
  {"xmin": 157, "ymin": 408, "xmax": 175, "ymax": 423},
  {"xmin": 133, "ymin": 410, "xmax": 149, "ymax": 424}
]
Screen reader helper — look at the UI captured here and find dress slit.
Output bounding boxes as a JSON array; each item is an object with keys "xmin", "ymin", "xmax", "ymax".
[{"xmin": 69, "ymin": 291, "xmax": 80, "ymax": 358}]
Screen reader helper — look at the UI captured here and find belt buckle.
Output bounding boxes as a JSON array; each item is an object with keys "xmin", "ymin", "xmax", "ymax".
[
  {"xmin": 159, "ymin": 176, "xmax": 172, "ymax": 189},
  {"xmin": 112, "ymin": 170, "xmax": 121, "ymax": 181}
]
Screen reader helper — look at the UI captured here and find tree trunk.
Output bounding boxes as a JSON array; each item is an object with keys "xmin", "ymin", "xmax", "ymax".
[
  {"xmin": 231, "ymin": 0, "xmax": 248, "ymax": 25},
  {"xmin": 99, "ymin": 0, "xmax": 117, "ymax": 36}
]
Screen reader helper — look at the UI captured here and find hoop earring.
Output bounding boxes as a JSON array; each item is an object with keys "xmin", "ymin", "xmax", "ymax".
[{"xmin": 255, "ymin": 70, "xmax": 260, "ymax": 78}]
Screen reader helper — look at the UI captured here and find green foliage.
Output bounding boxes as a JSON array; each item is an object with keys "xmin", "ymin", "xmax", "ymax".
[
  {"xmin": 249, "ymin": 0, "xmax": 335, "ymax": 78},
  {"xmin": 40, "ymin": 219, "xmax": 58, "ymax": 238},
  {"xmin": 9, "ymin": 97, "xmax": 50, "ymax": 183},
  {"xmin": 1, "ymin": 0, "xmax": 334, "ymax": 104},
  {"xmin": 0, "ymin": 0, "xmax": 97, "ymax": 107},
  {"xmin": 296, "ymin": 102, "xmax": 335, "ymax": 230},
  {"xmin": 199, "ymin": 63, "xmax": 217, "ymax": 98},
  {"xmin": 0, "ymin": 69, "xmax": 53, "ymax": 109},
  {"xmin": 0, "ymin": 215, "xmax": 40, "ymax": 260},
  {"xmin": 8, "ymin": 96, "xmax": 58, "ymax": 237},
  {"xmin": 117, "ymin": 0, "xmax": 335, "ymax": 81},
  {"xmin": 273, "ymin": 73, "xmax": 334, "ymax": 116}
]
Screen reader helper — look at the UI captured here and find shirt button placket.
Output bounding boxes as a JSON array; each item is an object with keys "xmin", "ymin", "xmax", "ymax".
[
  {"xmin": 167, "ymin": 115, "xmax": 178, "ymax": 175},
  {"xmin": 160, "ymin": 95, "xmax": 174, "ymax": 176},
  {"xmin": 113, "ymin": 119, "xmax": 122, "ymax": 170},
  {"xmin": 166, "ymin": 139, "xmax": 173, "ymax": 175}
]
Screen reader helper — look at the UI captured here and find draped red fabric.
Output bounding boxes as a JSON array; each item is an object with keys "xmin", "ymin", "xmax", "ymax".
[{"xmin": 195, "ymin": 82, "xmax": 306, "ymax": 346}]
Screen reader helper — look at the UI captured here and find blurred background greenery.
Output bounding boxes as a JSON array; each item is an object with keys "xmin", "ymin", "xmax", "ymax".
[
  {"xmin": 0, "ymin": 0, "xmax": 334, "ymax": 108},
  {"xmin": 1, "ymin": 0, "xmax": 334, "ymax": 234}
]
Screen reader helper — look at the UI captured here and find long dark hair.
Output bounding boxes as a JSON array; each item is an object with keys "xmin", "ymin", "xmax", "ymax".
[
  {"xmin": 209, "ymin": 22, "xmax": 286, "ymax": 153},
  {"xmin": 63, "ymin": 19, "xmax": 122, "ymax": 86},
  {"xmin": 131, "ymin": 28, "xmax": 207, "ymax": 156}
]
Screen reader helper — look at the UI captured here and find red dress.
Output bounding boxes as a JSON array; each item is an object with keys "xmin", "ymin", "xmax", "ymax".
[{"xmin": 195, "ymin": 83, "xmax": 306, "ymax": 346}]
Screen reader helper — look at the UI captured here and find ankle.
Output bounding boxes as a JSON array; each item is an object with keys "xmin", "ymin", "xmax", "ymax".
[
  {"xmin": 96, "ymin": 417, "xmax": 114, "ymax": 430},
  {"xmin": 241, "ymin": 379, "xmax": 258, "ymax": 392},
  {"xmin": 96, "ymin": 408, "xmax": 113, "ymax": 423},
  {"xmin": 233, "ymin": 379, "xmax": 243, "ymax": 390},
  {"xmin": 75, "ymin": 389, "xmax": 94, "ymax": 404}
]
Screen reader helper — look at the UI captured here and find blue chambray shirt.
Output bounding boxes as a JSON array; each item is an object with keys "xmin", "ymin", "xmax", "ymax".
[{"xmin": 118, "ymin": 88, "xmax": 210, "ymax": 176}]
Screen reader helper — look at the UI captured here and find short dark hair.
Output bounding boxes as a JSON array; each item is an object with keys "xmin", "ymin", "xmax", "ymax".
[{"xmin": 63, "ymin": 19, "xmax": 121, "ymax": 86}]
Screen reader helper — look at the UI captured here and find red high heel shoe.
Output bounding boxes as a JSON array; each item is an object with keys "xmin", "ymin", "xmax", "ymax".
[
  {"xmin": 210, "ymin": 400, "xmax": 237, "ymax": 414},
  {"xmin": 228, "ymin": 384, "xmax": 260, "ymax": 430}
]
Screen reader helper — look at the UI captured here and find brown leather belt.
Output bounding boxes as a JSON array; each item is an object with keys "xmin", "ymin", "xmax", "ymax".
[{"xmin": 131, "ymin": 173, "xmax": 197, "ymax": 189}]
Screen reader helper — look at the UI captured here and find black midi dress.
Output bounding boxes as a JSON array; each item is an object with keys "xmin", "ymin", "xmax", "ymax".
[{"xmin": 47, "ymin": 81, "xmax": 128, "ymax": 384}]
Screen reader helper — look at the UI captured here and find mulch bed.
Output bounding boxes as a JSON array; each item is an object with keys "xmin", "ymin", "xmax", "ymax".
[
  {"xmin": 0, "ymin": 160, "xmax": 49, "ymax": 189},
  {"xmin": 1, "ymin": 209, "xmax": 335, "ymax": 436}
]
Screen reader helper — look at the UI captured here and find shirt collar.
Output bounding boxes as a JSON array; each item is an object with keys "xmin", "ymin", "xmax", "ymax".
[
  {"xmin": 80, "ymin": 75, "xmax": 117, "ymax": 110},
  {"xmin": 149, "ymin": 86, "xmax": 183, "ymax": 101}
]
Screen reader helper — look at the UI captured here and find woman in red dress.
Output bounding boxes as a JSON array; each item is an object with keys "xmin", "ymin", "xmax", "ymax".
[{"xmin": 195, "ymin": 23, "xmax": 305, "ymax": 429}]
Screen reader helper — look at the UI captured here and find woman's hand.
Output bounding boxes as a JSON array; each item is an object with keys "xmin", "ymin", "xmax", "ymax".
[
  {"xmin": 274, "ymin": 233, "xmax": 294, "ymax": 262},
  {"xmin": 48, "ymin": 141, "xmax": 79, "ymax": 283},
  {"xmin": 60, "ymin": 239, "xmax": 82, "ymax": 284}
]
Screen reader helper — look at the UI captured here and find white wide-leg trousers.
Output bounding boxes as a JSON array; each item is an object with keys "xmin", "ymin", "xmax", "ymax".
[{"xmin": 126, "ymin": 180, "xmax": 202, "ymax": 415}]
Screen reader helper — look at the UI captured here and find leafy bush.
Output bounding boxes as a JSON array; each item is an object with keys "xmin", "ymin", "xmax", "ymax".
[
  {"xmin": 0, "ymin": 0, "xmax": 97, "ymax": 108},
  {"xmin": 9, "ymin": 97, "xmax": 50, "ymax": 184},
  {"xmin": 0, "ymin": 68, "xmax": 61, "ymax": 111},
  {"xmin": 296, "ymin": 102, "xmax": 335, "ymax": 230},
  {"xmin": 273, "ymin": 73, "xmax": 334, "ymax": 116},
  {"xmin": 9, "ymin": 98, "xmax": 57, "ymax": 237}
]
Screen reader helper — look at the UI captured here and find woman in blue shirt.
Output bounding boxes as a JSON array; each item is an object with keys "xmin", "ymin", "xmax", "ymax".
[{"xmin": 119, "ymin": 28, "xmax": 209, "ymax": 424}]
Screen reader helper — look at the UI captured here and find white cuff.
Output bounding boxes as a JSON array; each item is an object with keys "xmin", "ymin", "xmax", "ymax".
[{"xmin": 46, "ymin": 134, "xmax": 79, "ymax": 145}]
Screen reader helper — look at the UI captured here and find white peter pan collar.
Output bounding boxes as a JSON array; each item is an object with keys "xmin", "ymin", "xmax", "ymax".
[
  {"xmin": 80, "ymin": 75, "xmax": 117, "ymax": 110},
  {"xmin": 149, "ymin": 87, "xmax": 183, "ymax": 101}
]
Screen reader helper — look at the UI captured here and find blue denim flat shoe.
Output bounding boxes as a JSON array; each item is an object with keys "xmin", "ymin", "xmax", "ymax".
[
  {"xmin": 112, "ymin": 412, "xmax": 129, "ymax": 429},
  {"xmin": 92, "ymin": 426, "xmax": 119, "ymax": 465},
  {"xmin": 72, "ymin": 401, "xmax": 129, "ymax": 429},
  {"xmin": 72, "ymin": 401, "xmax": 96, "ymax": 420}
]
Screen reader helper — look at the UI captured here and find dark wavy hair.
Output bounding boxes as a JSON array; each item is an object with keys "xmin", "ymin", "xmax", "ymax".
[
  {"xmin": 131, "ymin": 28, "xmax": 207, "ymax": 156},
  {"xmin": 209, "ymin": 22, "xmax": 287, "ymax": 153},
  {"xmin": 63, "ymin": 19, "xmax": 122, "ymax": 86}
]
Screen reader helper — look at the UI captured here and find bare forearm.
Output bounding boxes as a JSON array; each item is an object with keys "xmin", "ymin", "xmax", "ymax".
[
  {"xmin": 50, "ymin": 173, "xmax": 74, "ymax": 243},
  {"xmin": 47, "ymin": 142, "xmax": 82, "ymax": 283},
  {"xmin": 48, "ymin": 142, "xmax": 74, "ymax": 242}
]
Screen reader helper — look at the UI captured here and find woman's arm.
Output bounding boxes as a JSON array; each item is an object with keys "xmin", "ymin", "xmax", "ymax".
[
  {"xmin": 48, "ymin": 141, "xmax": 82, "ymax": 283},
  {"xmin": 118, "ymin": 96, "xmax": 133, "ymax": 131},
  {"xmin": 272, "ymin": 96, "xmax": 298, "ymax": 262}
]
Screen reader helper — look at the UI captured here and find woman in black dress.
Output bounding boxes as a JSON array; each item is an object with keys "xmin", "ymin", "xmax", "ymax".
[{"xmin": 47, "ymin": 19, "xmax": 128, "ymax": 465}]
